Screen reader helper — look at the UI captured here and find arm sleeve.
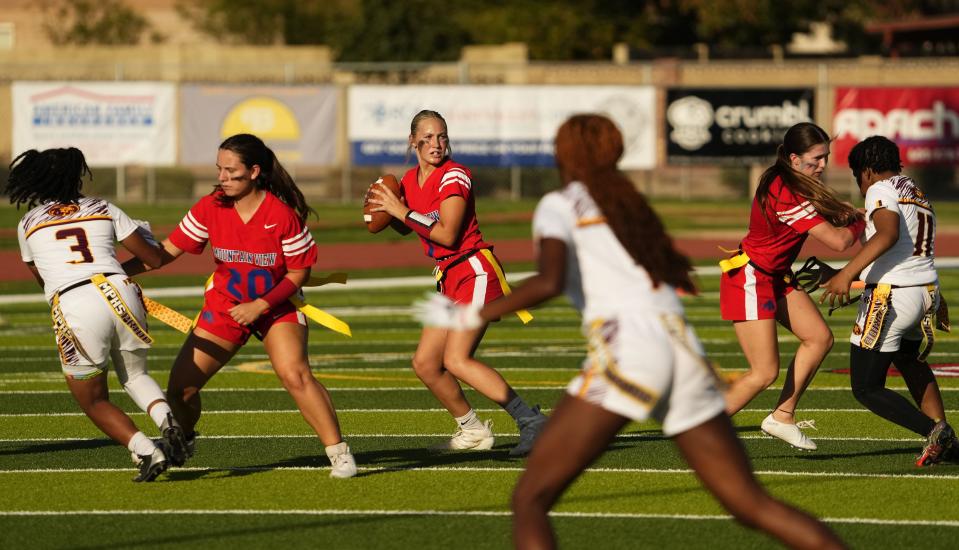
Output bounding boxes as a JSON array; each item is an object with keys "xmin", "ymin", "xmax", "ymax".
[
  {"xmin": 532, "ymin": 193, "xmax": 575, "ymax": 245},
  {"xmin": 108, "ymin": 202, "xmax": 139, "ymax": 241},
  {"xmin": 281, "ymin": 216, "xmax": 317, "ymax": 270},
  {"xmin": 168, "ymin": 200, "xmax": 210, "ymax": 255},
  {"xmin": 772, "ymin": 183, "xmax": 825, "ymax": 234},
  {"xmin": 17, "ymin": 221, "xmax": 31, "ymax": 263}
]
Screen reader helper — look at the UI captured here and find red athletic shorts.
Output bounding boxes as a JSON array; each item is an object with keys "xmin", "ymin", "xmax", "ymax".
[
  {"xmin": 195, "ymin": 288, "xmax": 305, "ymax": 345},
  {"xmin": 720, "ymin": 264, "xmax": 797, "ymax": 321},
  {"xmin": 438, "ymin": 249, "xmax": 507, "ymax": 307}
]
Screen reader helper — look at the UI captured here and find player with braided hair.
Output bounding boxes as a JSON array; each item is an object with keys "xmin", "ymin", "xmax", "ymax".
[
  {"xmin": 9, "ymin": 147, "xmax": 183, "ymax": 482},
  {"xmin": 720, "ymin": 122, "xmax": 866, "ymax": 451},
  {"xmin": 122, "ymin": 134, "xmax": 356, "ymax": 478},
  {"xmin": 416, "ymin": 114, "xmax": 844, "ymax": 549},
  {"xmin": 822, "ymin": 136, "xmax": 956, "ymax": 466},
  {"xmin": 367, "ymin": 110, "xmax": 548, "ymax": 456}
]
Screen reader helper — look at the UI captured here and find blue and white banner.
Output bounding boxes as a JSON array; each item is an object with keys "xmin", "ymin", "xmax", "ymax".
[
  {"xmin": 12, "ymin": 82, "xmax": 176, "ymax": 166},
  {"xmin": 348, "ymin": 85, "xmax": 656, "ymax": 169}
]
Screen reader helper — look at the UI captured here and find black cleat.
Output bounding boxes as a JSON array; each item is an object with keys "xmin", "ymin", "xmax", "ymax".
[
  {"xmin": 132, "ymin": 445, "xmax": 169, "ymax": 482},
  {"xmin": 160, "ymin": 413, "xmax": 190, "ymax": 467}
]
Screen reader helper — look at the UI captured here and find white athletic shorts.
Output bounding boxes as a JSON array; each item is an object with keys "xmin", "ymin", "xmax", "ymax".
[
  {"xmin": 566, "ymin": 312, "xmax": 726, "ymax": 437},
  {"xmin": 51, "ymin": 274, "xmax": 152, "ymax": 378},
  {"xmin": 850, "ymin": 283, "xmax": 939, "ymax": 353}
]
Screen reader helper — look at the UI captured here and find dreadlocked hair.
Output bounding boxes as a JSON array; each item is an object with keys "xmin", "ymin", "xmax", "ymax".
[
  {"xmin": 848, "ymin": 135, "xmax": 903, "ymax": 181},
  {"xmin": 6, "ymin": 147, "xmax": 91, "ymax": 209},
  {"xmin": 217, "ymin": 134, "xmax": 315, "ymax": 223},
  {"xmin": 756, "ymin": 122, "xmax": 858, "ymax": 227},
  {"xmin": 554, "ymin": 114, "xmax": 695, "ymax": 293}
]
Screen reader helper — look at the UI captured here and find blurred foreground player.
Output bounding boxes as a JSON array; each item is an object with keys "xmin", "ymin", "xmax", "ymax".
[
  {"xmin": 416, "ymin": 115, "xmax": 845, "ymax": 550},
  {"xmin": 9, "ymin": 147, "xmax": 183, "ymax": 482}
]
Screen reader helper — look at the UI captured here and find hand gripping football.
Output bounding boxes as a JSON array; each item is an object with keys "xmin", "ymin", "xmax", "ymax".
[{"xmin": 363, "ymin": 174, "xmax": 401, "ymax": 234}]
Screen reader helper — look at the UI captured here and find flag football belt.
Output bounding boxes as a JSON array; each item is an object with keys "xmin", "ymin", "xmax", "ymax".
[
  {"xmin": 433, "ymin": 248, "xmax": 533, "ymax": 324},
  {"xmin": 90, "ymin": 274, "xmax": 153, "ymax": 345},
  {"xmin": 860, "ymin": 282, "xmax": 944, "ymax": 360},
  {"xmin": 195, "ymin": 272, "xmax": 353, "ymax": 337},
  {"xmin": 718, "ymin": 250, "xmax": 793, "ymax": 284}
]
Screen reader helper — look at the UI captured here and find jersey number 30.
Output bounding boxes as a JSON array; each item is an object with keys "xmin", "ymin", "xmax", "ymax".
[{"xmin": 226, "ymin": 268, "xmax": 274, "ymax": 302}]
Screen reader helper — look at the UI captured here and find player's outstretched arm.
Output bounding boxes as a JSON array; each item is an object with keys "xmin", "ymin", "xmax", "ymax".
[
  {"xmin": 820, "ymin": 209, "xmax": 899, "ymax": 307},
  {"xmin": 480, "ymin": 238, "xmax": 568, "ymax": 322},
  {"xmin": 121, "ymin": 238, "xmax": 183, "ymax": 276},
  {"xmin": 807, "ymin": 216, "xmax": 865, "ymax": 252}
]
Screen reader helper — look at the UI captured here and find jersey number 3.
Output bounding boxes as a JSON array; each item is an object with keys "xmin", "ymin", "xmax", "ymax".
[{"xmin": 56, "ymin": 228, "xmax": 94, "ymax": 264}]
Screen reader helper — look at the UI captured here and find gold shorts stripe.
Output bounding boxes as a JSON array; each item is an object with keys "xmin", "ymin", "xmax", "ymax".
[
  {"xmin": 50, "ymin": 293, "xmax": 94, "ymax": 366},
  {"xmin": 478, "ymin": 249, "xmax": 533, "ymax": 324},
  {"xmin": 91, "ymin": 274, "xmax": 153, "ymax": 345},
  {"xmin": 918, "ymin": 284, "xmax": 938, "ymax": 361},
  {"xmin": 860, "ymin": 284, "xmax": 891, "ymax": 350}
]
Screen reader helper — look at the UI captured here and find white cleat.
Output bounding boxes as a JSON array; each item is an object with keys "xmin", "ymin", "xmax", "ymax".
[
  {"xmin": 431, "ymin": 420, "xmax": 495, "ymax": 451},
  {"xmin": 326, "ymin": 442, "xmax": 357, "ymax": 479},
  {"xmin": 761, "ymin": 413, "xmax": 817, "ymax": 451}
]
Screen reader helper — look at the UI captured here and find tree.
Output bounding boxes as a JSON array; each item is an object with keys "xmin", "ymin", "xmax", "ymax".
[{"xmin": 42, "ymin": 0, "xmax": 161, "ymax": 46}]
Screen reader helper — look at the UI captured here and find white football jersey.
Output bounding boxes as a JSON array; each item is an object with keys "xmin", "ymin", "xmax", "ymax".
[
  {"xmin": 17, "ymin": 197, "xmax": 139, "ymax": 301},
  {"xmin": 532, "ymin": 181, "xmax": 683, "ymax": 322},
  {"xmin": 860, "ymin": 175, "xmax": 938, "ymax": 286}
]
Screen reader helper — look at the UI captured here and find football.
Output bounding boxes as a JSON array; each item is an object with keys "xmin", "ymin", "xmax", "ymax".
[{"xmin": 363, "ymin": 174, "xmax": 402, "ymax": 234}]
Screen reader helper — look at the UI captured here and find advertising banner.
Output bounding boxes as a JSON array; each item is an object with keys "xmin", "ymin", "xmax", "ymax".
[
  {"xmin": 12, "ymin": 82, "xmax": 176, "ymax": 166},
  {"xmin": 833, "ymin": 87, "xmax": 959, "ymax": 166},
  {"xmin": 665, "ymin": 88, "xmax": 815, "ymax": 163},
  {"xmin": 180, "ymin": 85, "xmax": 338, "ymax": 166},
  {"xmin": 348, "ymin": 85, "xmax": 656, "ymax": 169}
]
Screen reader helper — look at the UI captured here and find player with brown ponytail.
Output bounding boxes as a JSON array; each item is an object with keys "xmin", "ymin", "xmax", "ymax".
[
  {"xmin": 415, "ymin": 114, "xmax": 844, "ymax": 550},
  {"xmin": 721, "ymin": 122, "xmax": 865, "ymax": 451}
]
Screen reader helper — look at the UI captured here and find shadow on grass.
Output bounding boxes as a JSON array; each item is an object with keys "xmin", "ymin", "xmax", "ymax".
[
  {"xmin": 162, "ymin": 443, "xmax": 525, "ymax": 482},
  {"xmin": 66, "ymin": 513, "xmax": 423, "ymax": 550},
  {"xmin": 0, "ymin": 438, "xmax": 116, "ymax": 456}
]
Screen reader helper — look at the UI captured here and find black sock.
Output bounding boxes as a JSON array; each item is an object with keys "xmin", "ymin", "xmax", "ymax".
[{"xmin": 850, "ymin": 344, "xmax": 936, "ymax": 436}]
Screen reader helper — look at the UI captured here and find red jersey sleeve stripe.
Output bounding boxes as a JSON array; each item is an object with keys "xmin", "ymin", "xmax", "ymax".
[
  {"xmin": 282, "ymin": 230, "xmax": 315, "ymax": 255},
  {"xmin": 284, "ymin": 240, "xmax": 316, "ymax": 257},
  {"xmin": 178, "ymin": 212, "xmax": 208, "ymax": 242},
  {"xmin": 776, "ymin": 201, "xmax": 817, "ymax": 225}
]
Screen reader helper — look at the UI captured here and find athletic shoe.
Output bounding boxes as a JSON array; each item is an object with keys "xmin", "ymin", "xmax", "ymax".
[
  {"xmin": 509, "ymin": 407, "xmax": 549, "ymax": 457},
  {"xmin": 917, "ymin": 420, "xmax": 956, "ymax": 467},
  {"xmin": 160, "ymin": 413, "xmax": 189, "ymax": 467},
  {"xmin": 131, "ymin": 445, "xmax": 169, "ymax": 482},
  {"xmin": 431, "ymin": 419, "xmax": 495, "ymax": 451},
  {"xmin": 325, "ymin": 442, "xmax": 357, "ymax": 479},
  {"xmin": 760, "ymin": 413, "xmax": 817, "ymax": 451}
]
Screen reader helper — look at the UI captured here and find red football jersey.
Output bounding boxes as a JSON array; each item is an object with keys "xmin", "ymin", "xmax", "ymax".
[
  {"xmin": 401, "ymin": 159, "xmax": 490, "ymax": 259},
  {"xmin": 169, "ymin": 192, "xmax": 317, "ymax": 303},
  {"xmin": 740, "ymin": 176, "xmax": 825, "ymax": 274}
]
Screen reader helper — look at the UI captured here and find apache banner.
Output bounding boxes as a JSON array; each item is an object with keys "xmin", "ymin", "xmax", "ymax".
[
  {"xmin": 180, "ymin": 85, "xmax": 338, "ymax": 166},
  {"xmin": 665, "ymin": 88, "xmax": 815, "ymax": 163},
  {"xmin": 348, "ymin": 85, "xmax": 656, "ymax": 169},
  {"xmin": 832, "ymin": 87, "xmax": 959, "ymax": 166},
  {"xmin": 12, "ymin": 82, "xmax": 176, "ymax": 166}
]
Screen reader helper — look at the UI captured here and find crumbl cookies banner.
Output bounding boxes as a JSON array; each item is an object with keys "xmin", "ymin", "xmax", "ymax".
[
  {"xmin": 348, "ymin": 85, "xmax": 656, "ymax": 169},
  {"xmin": 833, "ymin": 87, "xmax": 959, "ymax": 166},
  {"xmin": 12, "ymin": 82, "xmax": 176, "ymax": 166}
]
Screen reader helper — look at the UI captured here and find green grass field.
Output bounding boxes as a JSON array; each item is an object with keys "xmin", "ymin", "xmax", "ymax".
[{"xmin": 1, "ymin": 269, "xmax": 958, "ymax": 549}]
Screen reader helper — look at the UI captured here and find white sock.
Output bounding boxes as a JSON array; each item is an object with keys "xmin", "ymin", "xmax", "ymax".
[
  {"xmin": 148, "ymin": 401, "xmax": 173, "ymax": 429},
  {"xmin": 454, "ymin": 409, "xmax": 483, "ymax": 430},
  {"xmin": 504, "ymin": 396, "xmax": 536, "ymax": 422},
  {"xmin": 325, "ymin": 442, "xmax": 350, "ymax": 458},
  {"xmin": 127, "ymin": 431, "xmax": 156, "ymax": 457}
]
